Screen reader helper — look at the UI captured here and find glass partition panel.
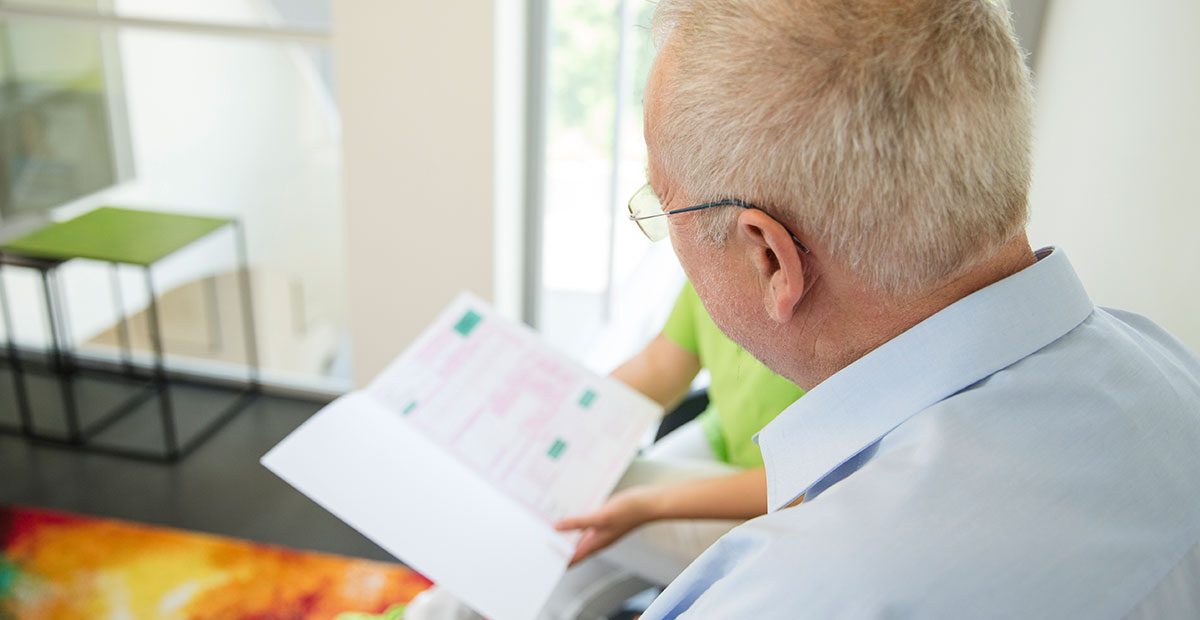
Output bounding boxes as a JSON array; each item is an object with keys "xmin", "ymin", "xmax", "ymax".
[{"xmin": 0, "ymin": 9, "xmax": 347, "ymax": 391}]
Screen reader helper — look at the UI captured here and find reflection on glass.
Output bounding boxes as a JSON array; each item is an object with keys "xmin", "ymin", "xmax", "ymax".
[
  {"xmin": 2, "ymin": 0, "xmax": 331, "ymax": 32},
  {"xmin": 0, "ymin": 14, "xmax": 130, "ymax": 220}
]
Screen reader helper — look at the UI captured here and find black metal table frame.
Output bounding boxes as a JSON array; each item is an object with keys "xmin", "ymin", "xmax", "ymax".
[{"xmin": 0, "ymin": 221, "xmax": 260, "ymax": 462}]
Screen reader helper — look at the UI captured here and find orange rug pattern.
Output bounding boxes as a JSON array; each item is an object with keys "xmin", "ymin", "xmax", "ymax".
[{"xmin": 0, "ymin": 504, "xmax": 431, "ymax": 619}]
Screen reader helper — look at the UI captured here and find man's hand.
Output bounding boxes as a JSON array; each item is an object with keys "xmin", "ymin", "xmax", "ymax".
[{"xmin": 554, "ymin": 485, "xmax": 663, "ymax": 567}]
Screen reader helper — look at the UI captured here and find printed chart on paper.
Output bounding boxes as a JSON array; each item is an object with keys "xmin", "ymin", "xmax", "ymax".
[{"xmin": 366, "ymin": 294, "xmax": 652, "ymax": 524}]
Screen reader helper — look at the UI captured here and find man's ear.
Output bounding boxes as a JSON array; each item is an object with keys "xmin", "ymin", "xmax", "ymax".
[{"xmin": 736, "ymin": 209, "xmax": 807, "ymax": 323}]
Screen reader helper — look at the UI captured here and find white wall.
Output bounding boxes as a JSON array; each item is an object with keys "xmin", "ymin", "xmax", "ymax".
[
  {"xmin": 335, "ymin": 2, "xmax": 506, "ymax": 385},
  {"xmin": 1027, "ymin": 0, "xmax": 1200, "ymax": 352}
]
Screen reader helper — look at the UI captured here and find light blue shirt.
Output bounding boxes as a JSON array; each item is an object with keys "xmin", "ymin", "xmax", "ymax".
[{"xmin": 644, "ymin": 248, "xmax": 1200, "ymax": 619}]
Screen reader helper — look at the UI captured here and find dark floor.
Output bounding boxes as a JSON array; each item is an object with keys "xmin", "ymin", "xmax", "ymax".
[{"xmin": 0, "ymin": 362, "xmax": 394, "ymax": 563}]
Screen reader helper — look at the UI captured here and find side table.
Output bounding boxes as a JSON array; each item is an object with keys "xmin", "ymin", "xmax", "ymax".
[{"xmin": 0, "ymin": 206, "xmax": 260, "ymax": 461}]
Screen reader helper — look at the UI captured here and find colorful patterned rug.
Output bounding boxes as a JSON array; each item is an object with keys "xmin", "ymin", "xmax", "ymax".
[{"xmin": 0, "ymin": 504, "xmax": 431, "ymax": 619}]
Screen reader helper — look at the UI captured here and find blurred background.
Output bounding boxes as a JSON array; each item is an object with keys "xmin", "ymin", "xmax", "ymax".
[
  {"xmin": 1, "ymin": 0, "xmax": 1195, "ymax": 395},
  {"xmin": 0, "ymin": 0, "xmax": 1196, "ymax": 614}
]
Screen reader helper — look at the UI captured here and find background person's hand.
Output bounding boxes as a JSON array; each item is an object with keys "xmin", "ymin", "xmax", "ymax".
[{"xmin": 554, "ymin": 485, "xmax": 662, "ymax": 567}]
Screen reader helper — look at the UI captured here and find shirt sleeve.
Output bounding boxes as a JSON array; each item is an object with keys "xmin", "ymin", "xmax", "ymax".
[{"xmin": 661, "ymin": 282, "xmax": 700, "ymax": 355}]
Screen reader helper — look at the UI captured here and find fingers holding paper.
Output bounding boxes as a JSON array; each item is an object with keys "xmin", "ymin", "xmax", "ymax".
[{"xmin": 554, "ymin": 485, "xmax": 661, "ymax": 566}]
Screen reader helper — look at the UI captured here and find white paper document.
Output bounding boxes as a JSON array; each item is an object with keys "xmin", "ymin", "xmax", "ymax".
[{"xmin": 262, "ymin": 292, "xmax": 661, "ymax": 620}]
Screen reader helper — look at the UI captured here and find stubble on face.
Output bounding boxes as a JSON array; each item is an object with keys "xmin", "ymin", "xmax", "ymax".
[{"xmin": 692, "ymin": 246, "xmax": 793, "ymax": 374}]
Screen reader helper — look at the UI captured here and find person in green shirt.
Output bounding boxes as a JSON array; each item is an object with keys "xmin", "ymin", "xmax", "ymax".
[
  {"xmin": 406, "ymin": 281, "xmax": 804, "ymax": 620},
  {"xmin": 541, "ymin": 281, "xmax": 805, "ymax": 617},
  {"xmin": 656, "ymin": 281, "xmax": 806, "ymax": 469}
]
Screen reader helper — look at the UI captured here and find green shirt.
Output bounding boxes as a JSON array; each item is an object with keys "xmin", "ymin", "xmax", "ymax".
[{"xmin": 662, "ymin": 283, "xmax": 806, "ymax": 468}]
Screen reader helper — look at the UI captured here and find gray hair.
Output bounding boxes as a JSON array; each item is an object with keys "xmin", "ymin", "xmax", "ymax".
[{"xmin": 651, "ymin": 0, "xmax": 1034, "ymax": 295}]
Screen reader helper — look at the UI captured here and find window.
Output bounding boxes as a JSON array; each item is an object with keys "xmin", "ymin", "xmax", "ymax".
[
  {"xmin": 0, "ymin": 1, "xmax": 130, "ymax": 218},
  {"xmin": 538, "ymin": 0, "xmax": 682, "ymax": 370}
]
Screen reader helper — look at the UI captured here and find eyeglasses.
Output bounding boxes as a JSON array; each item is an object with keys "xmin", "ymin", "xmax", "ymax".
[{"xmin": 627, "ymin": 183, "xmax": 811, "ymax": 254}]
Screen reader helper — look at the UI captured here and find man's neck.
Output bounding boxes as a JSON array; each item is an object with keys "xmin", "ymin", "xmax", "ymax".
[{"xmin": 785, "ymin": 235, "xmax": 1037, "ymax": 390}]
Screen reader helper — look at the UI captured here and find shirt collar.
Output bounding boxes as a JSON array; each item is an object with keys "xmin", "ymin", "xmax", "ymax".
[{"xmin": 757, "ymin": 247, "xmax": 1095, "ymax": 512}]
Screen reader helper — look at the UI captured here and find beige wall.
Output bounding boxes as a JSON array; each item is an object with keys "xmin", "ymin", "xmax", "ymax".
[
  {"xmin": 336, "ymin": 3, "xmax": 500, "ymax": 385},
  {"xmin": 1027, "ymin": 0, "xmax": 1200, "ymax": 352}
]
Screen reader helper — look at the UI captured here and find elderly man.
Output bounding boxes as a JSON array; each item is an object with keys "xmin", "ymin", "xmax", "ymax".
[{"xmin": 619, "ymin": 0, "xmax": 1200, "ymax": 617}]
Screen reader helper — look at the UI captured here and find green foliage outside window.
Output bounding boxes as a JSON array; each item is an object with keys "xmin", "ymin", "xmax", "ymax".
[{"xmin": 549, "ymin": 0, "xmax": 657, "ymax": 157}]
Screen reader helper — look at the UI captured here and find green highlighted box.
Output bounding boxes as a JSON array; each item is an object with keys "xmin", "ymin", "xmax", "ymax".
[
  {"xmin": 579, "ymin": 389, "xmax": 597, "ymax": 409},
  {"xmin": 453, "ymin": 310, "xmax": 483, "ymax": 336},
  {"xmin": 402, "ymin": 401, "xmax": 418, "ymax": 415},
  {"xmin": 547, "ymin": 438, "xmax": 567, "ymax": 460}
]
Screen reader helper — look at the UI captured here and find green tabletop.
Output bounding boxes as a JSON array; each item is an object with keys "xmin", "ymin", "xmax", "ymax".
[{"xmin": 0, "ymin": 207, "xmax": 233, "ymax": 266}]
